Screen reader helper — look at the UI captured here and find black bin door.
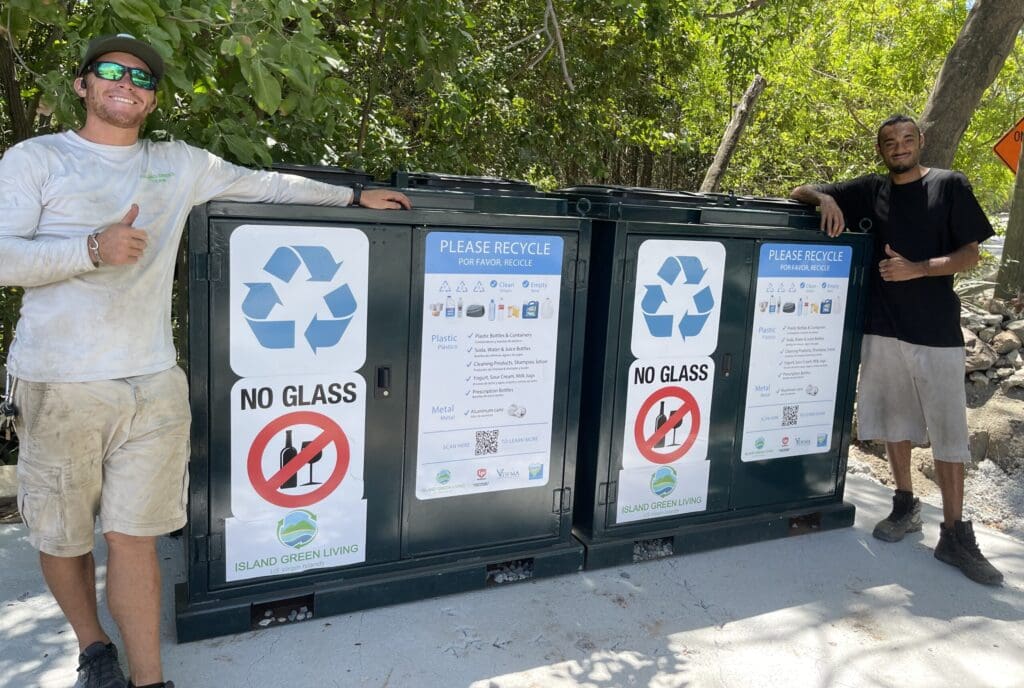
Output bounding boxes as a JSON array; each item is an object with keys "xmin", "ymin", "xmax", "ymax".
[
  {"xmin": 402, "ymin": 227, "xmax": 581, "ymax": 556},
  {"xmin": 605, "ymin": 232, "xmax": 753, "ymax": 529},
  {"xmin": 203, "ymin": 218, "xmax": 411, "ymax": 590}
]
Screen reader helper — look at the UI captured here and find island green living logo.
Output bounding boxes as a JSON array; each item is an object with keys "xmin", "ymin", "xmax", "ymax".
[
  {"xmin": 277, "ymin": 509, "xmax": 318, "ymax": 549},
  {"xmin": 650, "ymin": 466, "xmax": 678, "ymax": 497}
]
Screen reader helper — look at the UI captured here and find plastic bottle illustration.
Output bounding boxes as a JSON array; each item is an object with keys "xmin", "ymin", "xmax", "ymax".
[
  {"xmin": 488, "ymin": 298, "xmax": 496, "ymax": 321},
  {"xmin": 457, "ymin": 296, "xmax": 463, "ymax": 318},
  {"xmin": 498, "ymin": 297, "xmax": 505, "ymax": 320},
  {"xmin": 541, "ymin": 297, "xmax": 554, "ymax": 319},
  {"xmin": 445, "ymin": 296, "xmax": 455, "ymax": 318},
  {"xmin": 797, "ymin": 298, "xmax": 803, "ymax": 316}
]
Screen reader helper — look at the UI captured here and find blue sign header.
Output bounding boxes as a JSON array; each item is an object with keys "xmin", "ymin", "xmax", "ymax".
[
  {"xmin": 757, "ymin": 243, "xmax": 852, "ymax": 279},
  {"xmin": 425, "ymin": 232, "xmax": 564, "ymax": 275}
]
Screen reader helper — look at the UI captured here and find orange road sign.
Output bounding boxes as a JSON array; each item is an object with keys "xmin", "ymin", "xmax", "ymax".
[{"xmin": 993, "ymin": 115, "xmax": 1024, "ymax": 174}]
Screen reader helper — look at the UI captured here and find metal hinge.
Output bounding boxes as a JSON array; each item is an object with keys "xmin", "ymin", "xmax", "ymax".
[
  {"xmin": 190, "ymin": 253, "xmax": 222, "ymax": 282},
  {"xmin": 574, "ymin": 259, "xmax": 589, "ymax": 287},
  {"xmin": 190, "ymin": 533, "xmax": 224, "ymax": 563},
  {"xmin": 597, "ymin": 481, "xmax": 617, "ymax": 506},
  {"xmin": 552, "ymin": 487, "xmax": 572, "ymax": 514}
]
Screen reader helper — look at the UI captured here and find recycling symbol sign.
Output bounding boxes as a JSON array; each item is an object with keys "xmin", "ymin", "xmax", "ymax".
[
  {"xmin": 242, "ymin": 245, "xmax": 356, "ymax": 353},
  {"xmin": 641, "ymin": 256, "xmax": 715, "ymax": 340},
  {"xmin": 230, "ymin": 225, "xmax": 369, "ymax": 378},
  {"xmin": 632, "ymin": 240, "xmax": 725, "ymax": 358}
]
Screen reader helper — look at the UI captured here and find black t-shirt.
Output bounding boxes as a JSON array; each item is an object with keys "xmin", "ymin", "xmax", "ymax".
[{"xmin": 818, "ymin": 169, "xmax": 993, "ymax": 347}]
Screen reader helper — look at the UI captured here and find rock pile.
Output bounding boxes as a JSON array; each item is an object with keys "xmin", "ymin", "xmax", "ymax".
[{"xmin": 962, "ymin": 298, "xmax": 1024, "ymax": 390}]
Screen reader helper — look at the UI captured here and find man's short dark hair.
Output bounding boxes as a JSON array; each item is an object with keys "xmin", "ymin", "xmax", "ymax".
[{"xmin": 876, "ymin": 114, "xmax": 921, "ymax": 145}]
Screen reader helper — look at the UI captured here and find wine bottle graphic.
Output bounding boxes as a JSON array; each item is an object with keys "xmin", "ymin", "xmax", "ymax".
[
  {"xmin": 654, "ymin": 401, "xmax": 668, "ymax": 448},
  {"xmin": 280, "ymin": 430, "xmax": 298, "ymax": 489}
]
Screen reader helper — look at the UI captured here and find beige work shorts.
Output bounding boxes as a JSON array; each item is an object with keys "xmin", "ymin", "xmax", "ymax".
[
  {"xmin": 856, "ymin": 334, "xmax": 970, "ymax": 462},
  {"xmin": 14, "ymin": 366, "xmax": 191, "ymax": 556}
]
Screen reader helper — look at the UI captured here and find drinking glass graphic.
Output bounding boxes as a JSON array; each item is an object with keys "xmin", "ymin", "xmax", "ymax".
[
  {"xmin": 667, "ymin": 407, "xmax": 683, "ymax": 446},
  {"xmin": 300, "ymin": 440, "xmax": 324, "ymax": 486}
]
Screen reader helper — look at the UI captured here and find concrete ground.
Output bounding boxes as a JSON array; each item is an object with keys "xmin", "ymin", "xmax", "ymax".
[{"xmin": 1, "ymin": 474, "xmax": 1022, "ymax": 688}]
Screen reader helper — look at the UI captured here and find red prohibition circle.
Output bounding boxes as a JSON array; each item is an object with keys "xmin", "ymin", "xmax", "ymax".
[
  {"xmin": 247, "ymin": 410, "xmax": 350, "ymax": 508},
  {"xmin": 633, "ymin": 386, "xmax": 701, "ymax": 464}
]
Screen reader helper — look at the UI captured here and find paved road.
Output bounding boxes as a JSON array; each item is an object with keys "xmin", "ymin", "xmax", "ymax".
[{"xmin": 1, "ymin": 475, "xmax": 1021, "ymax": 688}]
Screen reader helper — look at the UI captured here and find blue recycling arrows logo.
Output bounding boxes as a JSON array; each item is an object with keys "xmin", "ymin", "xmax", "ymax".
[
  {"xmin": 241, "ymin": 245, "xmax": 356, "ymax": 353},
  {"xmin": 641, "ymin": 256, "xmax": 715, "ymax": 339}
]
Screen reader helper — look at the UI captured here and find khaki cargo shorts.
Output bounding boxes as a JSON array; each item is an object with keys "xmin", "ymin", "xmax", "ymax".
[
  {"xmin": 14, "ymin": 366, "xmax": 191, "ymax": 557},
  {"xmin": 856, "ymin": 334, "xmax": 970, "ymax": 462}
]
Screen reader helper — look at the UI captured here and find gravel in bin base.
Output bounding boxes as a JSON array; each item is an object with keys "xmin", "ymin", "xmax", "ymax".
[
  {"xmin": 633, "ymin": 537, "xmax": 674, "ymax": 562},
  {"xmin": 253, "ymin": 604, "xmax": 312, "ymax": 628},
  {"xmin": 486, "ymin": 558, "xmax": 534, "ymax": 585}
]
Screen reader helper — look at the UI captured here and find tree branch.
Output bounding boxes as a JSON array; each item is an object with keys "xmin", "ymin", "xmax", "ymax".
[
  {"xmin": 546, "ymin": 0, "xmax": 574, "ymax": 91},
  {"xmin": 508, "ymin": 1, "xmax": 575, "ymax": 92},
  {"xmin": 702, "ymin": 0, "xmax": 771, "ymax": 20},
  {"xmin": 700, "ymin": 73, "xmax": 767, "ymax": 192}
]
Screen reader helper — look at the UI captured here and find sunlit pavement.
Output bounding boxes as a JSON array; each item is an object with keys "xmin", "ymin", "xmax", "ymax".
[{"xmin": 2, "ymin": 474, "xmax": 1021, "ymax": 688}]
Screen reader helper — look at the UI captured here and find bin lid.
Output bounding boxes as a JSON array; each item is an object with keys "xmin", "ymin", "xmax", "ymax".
[
  {"xmin": 559, "ymin": 185, "xmax": 814, "ymax": 213},
  {"xmin": 271, "ymin": 164, "xmax": 376, "ymax": 187},
  {"xmin": 557, "ymin": 185, "xmax": 823, "ymax": 230},
  {"xmin": 391, "ymin": 171, "xmax": 538, "ymax": 195}
]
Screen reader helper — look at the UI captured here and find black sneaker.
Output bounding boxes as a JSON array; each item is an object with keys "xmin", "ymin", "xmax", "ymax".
[
  {"xmin": 934, "ymin": 520, "xmax": 1004, "ymax": 586},
  {"xmin": 75, "ymin": 642, "xmax": 127, "ymax": 688},
  {"xmin": 872, "ymin": 491, "xmax": 922, "ymax": 542}
]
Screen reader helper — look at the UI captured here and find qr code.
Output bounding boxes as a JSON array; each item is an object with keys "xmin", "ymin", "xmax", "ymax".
[
  {"xmin": 782, "ymin": 405, "xmax": 799, "ymax": 427},
  {"xmin": 475, "ymin": 429, "xmax": 499, "ymax": 456}
]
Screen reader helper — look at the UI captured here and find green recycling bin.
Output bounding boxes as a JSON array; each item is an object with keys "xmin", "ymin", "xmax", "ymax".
[
  {"xmin": 176, "ymin": 181, "xmax": 590, "ymax": 640},
  {"xmin": 557, "ymin": 186, "xmax": 872, "ymax": 569}
]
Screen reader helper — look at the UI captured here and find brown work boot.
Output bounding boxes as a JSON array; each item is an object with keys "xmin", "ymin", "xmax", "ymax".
[{"xmin": 934, "ymin": 520, "xmax": 1004, "ymax": 586}]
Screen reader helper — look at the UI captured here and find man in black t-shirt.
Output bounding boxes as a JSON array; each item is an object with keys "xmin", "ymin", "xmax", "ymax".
[{"xmin": 791, "ymin": 114, "xmax": 1002, "ymax": 585}]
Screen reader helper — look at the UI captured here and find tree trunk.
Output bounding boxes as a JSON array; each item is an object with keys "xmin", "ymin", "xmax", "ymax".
[
  {"xmin": 0, "ymin": 33, "xmax": 33, "ymax": 144},
  {"xmin": 995, "ymin": 143, "xmax": 1024, "ymax": 300},
  {"xmin": 700, "ymin": 74, "xmax": 766, "ymax": 192},
  {"xmin": 918, "ymin": 0, "xmax": 1024, "ymax": 168},
  {"xmin": 640, "ymin": 148, "xmax": 654, "ymax": 187}
]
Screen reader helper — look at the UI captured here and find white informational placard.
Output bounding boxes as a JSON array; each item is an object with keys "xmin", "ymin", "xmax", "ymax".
[
  {"xmin": 740, "ymin": 243, "xmax": 853, "ymax": 462},
  {"xmin": 229, "ymin": 225, "xmax": 369, "ymax": 378},
  {"xmin": 616, "ymin": 358, "xmax": 714, "ymax": 523},
  {"xmin": 631, "ymin": 240, "xmax": 726, "ymax": 358},
  {"xmin": 416, "ymin": 232, "xmax": 564, "ymax": 499},
  {"xmin": 225, "ymin": 374, "xmax": 367, "ymax": 581}
]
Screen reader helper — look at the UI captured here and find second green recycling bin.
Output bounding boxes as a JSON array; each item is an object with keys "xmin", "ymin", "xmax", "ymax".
[{"xmin": 559, "ymin": 186, "xmax": 873, "ymax": 569}]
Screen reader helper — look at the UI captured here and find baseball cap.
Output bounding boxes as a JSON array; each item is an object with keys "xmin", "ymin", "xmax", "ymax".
[{"xmin": 77, "ymin": 33, "xmax": 165, "ymax": 81}]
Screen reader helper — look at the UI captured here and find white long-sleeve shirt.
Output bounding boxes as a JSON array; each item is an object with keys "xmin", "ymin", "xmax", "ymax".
[{"xmin": 0, "ymin": 131, "xmax": 355, "ymax": 382}]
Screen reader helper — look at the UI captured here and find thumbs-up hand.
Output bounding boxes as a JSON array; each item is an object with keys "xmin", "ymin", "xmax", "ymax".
[
  {"xmin": 94, "ymin": 204, "xmax": 149, "ymax": 265},
  {"xmin": 878, "ymin": 243, "xmax": 926, "ymax": 282}
]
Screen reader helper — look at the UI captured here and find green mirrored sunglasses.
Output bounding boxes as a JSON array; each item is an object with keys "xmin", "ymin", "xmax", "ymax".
[{"xmin": 87, "ymin": 61, "xmax": 158, "ymax": 90}]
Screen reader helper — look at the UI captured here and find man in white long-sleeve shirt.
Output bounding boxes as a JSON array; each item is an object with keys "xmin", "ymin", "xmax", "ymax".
[{"xmin": 0, "ymin": 34, "xmax": 410, "ymax": 688}]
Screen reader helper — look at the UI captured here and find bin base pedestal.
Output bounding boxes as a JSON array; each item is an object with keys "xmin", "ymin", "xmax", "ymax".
[
  {"xmin": 575, "ymin": 501, "xmax": 856, "ymax": 570},
  {"xmin": 175, "ymin": 539, "xmax": 583, "ymax": 643}
]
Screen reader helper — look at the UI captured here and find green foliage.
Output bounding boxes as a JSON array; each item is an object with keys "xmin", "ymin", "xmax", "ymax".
[{"xmin": 2, "ymin": 1, "xmax": 1022, "ymax": 361}]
